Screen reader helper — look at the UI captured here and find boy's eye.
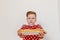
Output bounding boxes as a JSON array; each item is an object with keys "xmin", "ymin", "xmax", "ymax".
[
  {"xmin": 27, "ymin": 18, "xmax": 35, "ymax": 19},
  {"xmin": 32, "ymin": 18, "xmax": 35, "ymax": 19},
  {"xmin": 28, "ymin": 18, "xmax": 31, "ymax": 19}
]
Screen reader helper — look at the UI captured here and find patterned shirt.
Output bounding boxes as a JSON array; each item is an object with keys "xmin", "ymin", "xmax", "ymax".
[{"xmin": 18, "ymin": 24, "xmax": 45, "ymax": 40}]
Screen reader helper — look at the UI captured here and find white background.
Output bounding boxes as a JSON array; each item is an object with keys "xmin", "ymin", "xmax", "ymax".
[{"xmin": 0, "ymin": 0, "xmax": 60, "ymax": 40}]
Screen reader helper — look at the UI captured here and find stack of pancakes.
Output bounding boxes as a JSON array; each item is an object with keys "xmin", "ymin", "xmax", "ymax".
[{"xmin": 18, "ymin": 28, "xmax": 45, "ymax": 35}]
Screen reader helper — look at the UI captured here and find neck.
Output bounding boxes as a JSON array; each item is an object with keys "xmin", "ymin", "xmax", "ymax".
[{"xmin": 28, "ymin": 23, "xmax": 35, "ymax": 26}]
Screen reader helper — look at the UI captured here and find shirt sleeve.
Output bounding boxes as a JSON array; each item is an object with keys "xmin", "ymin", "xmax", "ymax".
[
  {"xmin": 17, "ymin": 25, "xmax": 26, "ymax": 36},
  {"xmin": 37, "ymin": 24, "xmax": 46, "ymax": 34},
  {"xmin": 21, "ymin": 25, "xmax": 26, "ymax": 29},
  {"xmin": 37, "ymin": 24, "xmax": 43, "ymax": 29},
  {"xmin": 17, "ymin": 25, "xmax": 25, "ymax": 32}
]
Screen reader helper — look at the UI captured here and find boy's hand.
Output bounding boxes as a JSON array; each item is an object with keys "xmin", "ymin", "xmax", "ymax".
[
  {"xmin": 18, "ymin": 33, "xmax": 26, "ymax": 38},
  {"xmin": 38, "ymin": 33, "xmax": 45, "ymax": 39},
  {"xmin": 18, "ymin": 33, "xmax": 23, "ymax": 38}
]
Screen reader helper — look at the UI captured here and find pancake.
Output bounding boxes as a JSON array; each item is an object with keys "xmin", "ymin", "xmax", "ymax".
[{"xmin": 18, "ymin": 28, "xmax": 45, "ymax": 35}]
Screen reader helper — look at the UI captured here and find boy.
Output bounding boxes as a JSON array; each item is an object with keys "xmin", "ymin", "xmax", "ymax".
[{"xmin": 17, "ymin": 11, "xmax": 46, "ymax": 40}]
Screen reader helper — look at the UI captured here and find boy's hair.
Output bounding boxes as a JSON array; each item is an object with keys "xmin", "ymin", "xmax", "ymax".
[{"xmin": 26, "ymin": 11, "xmax": 36, "ymax": 17}]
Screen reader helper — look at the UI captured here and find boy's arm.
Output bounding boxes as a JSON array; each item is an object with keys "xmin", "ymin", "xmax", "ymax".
[
  {"xmin": 17, "ymin": 28, "xmax": 23, "ymax": 38},
  {"xmin": 37, "ymin": 24, "xmax": 46, "ymax": 34},
  {"xmin": 37, "ymin": 24, "xmax": 46, "ymax": 39},
  {"xmin": 17, "ymin": 25, "xmax": 26, "ymax": 38}
]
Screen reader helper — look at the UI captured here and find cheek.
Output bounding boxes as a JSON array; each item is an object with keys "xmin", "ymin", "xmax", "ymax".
[
  {"xmin": 27, "ymin": 19, "xmax": 31, "ymax": 23},
  {"xmin": 33, "ymin": 19, "xmax": 36, "ymax": 22}
]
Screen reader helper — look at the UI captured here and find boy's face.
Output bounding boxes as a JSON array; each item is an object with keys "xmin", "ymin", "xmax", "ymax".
[{"xmin": 27, "ymin": 14, "xmax": 36, "ymax": 25}]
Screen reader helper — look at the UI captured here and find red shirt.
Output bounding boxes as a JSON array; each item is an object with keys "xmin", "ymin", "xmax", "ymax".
[{"xmin": 18, "ymin": 24, "xmax": 43, "ymax": 40}]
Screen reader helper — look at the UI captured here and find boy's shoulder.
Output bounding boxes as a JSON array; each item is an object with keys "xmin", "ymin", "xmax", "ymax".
[{"xmin": 36, "ymin": 24, "xmax": 43, "ymax": 29}]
